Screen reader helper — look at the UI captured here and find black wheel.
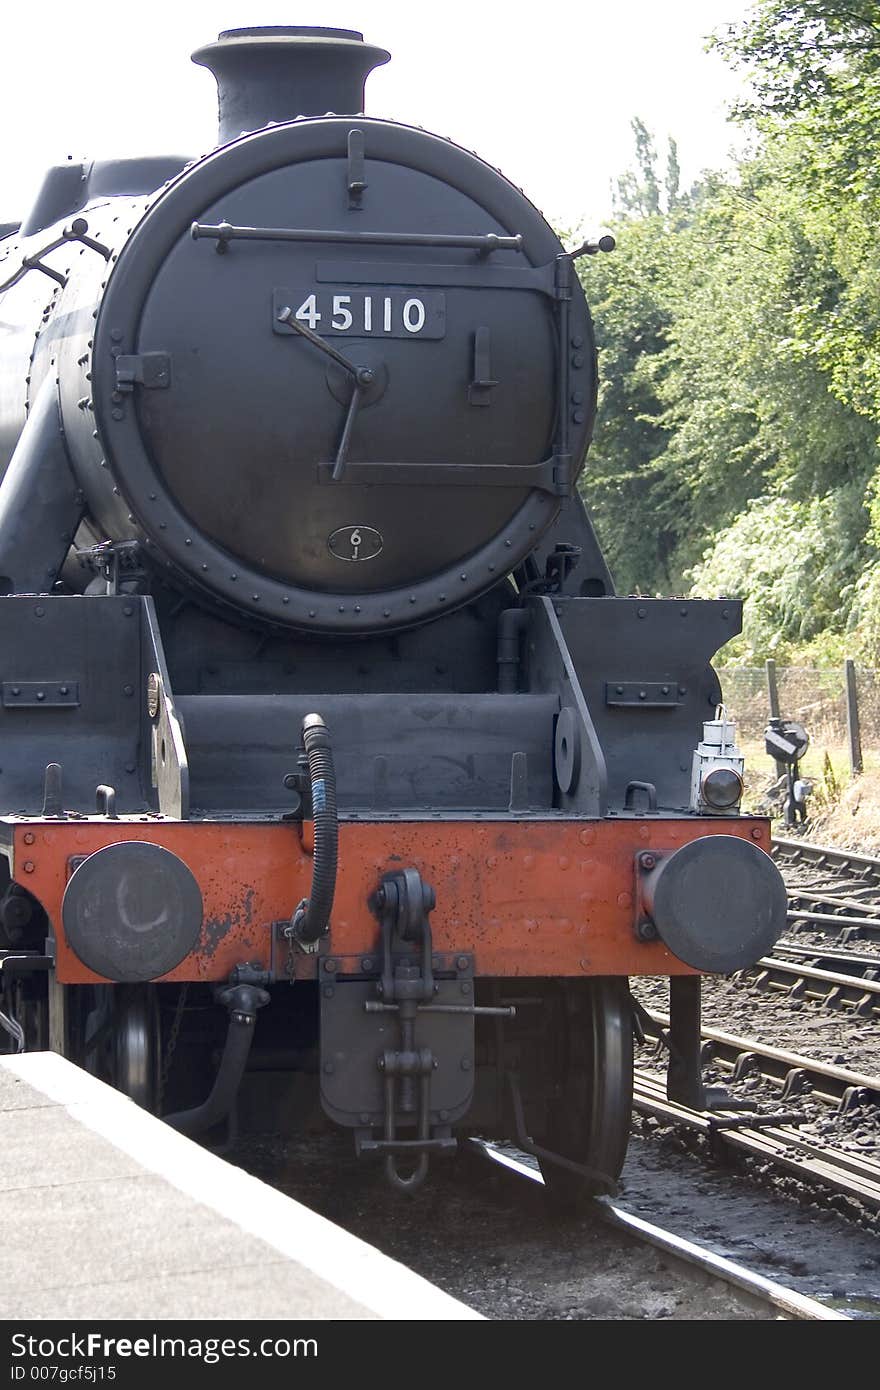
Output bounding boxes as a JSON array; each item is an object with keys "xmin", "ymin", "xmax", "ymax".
[
  {"xmin": 78, "ymin": 983, "xmax": 159, "ymax": 1109},
  {"xmin": 536, "ymin": 977, "xmax": 633, "ymax": 1208},
  {"xmin": 96, "ymin": 984, "xmax": 160, "ymax": 1111}
]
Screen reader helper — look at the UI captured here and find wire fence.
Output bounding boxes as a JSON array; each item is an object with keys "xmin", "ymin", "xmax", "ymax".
[{"xmin": 715, "ymin": 662, "xmax": 879, "ymax": 775}]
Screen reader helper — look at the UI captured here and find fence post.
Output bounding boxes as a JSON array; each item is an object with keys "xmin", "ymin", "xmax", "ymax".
[
  {"xmin": 845, "ymin": 658, "xmax": 863, "ymax": 777},
  {"xmin": 765, "ymin": 659, "xmax": 785, "ymax": 779},
  {"xmin": 765, "ymin": 658, "xmax": 780, "ymax": 719}
]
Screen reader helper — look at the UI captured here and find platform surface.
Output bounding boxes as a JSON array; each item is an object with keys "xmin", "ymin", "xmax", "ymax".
[{"xmin": 0, "ymin": 1052, "xmax": 481, "ymax": 1320}]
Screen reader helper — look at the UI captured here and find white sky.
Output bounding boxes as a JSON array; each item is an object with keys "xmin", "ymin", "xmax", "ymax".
[{"xmin": 2, "ymin": 1, "xmax": 755, "ymax": 234}]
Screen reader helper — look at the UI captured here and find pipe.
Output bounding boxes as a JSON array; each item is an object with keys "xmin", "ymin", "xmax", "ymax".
[
  {"xmin": 497, "ymin": 608, "xmax": 529, "ymax": 693},
  {"xmin": 291, "ymin": 713, "xmax": 338, "ymax": 945},
  {"xmin": 0, "ymin": 379, "xmax": 83, "ymax": 590},
  {"xmin": 164, "ymin": 982, "xmax": 268, "ymax": 1136}
]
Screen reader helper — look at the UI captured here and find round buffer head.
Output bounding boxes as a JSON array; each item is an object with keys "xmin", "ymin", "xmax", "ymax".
[
  {"xmin": 62, "ymin": 841, "xmax": 203, "ymax": 982},
  {"xmin": 644, "ymin": 834, "xmax": 787, "ymax": 974}
]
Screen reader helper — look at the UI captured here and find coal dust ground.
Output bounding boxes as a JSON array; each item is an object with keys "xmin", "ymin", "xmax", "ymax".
[{"xmin": 229, "ymin": 1121, "xmax": 878, "ymax": 1319}]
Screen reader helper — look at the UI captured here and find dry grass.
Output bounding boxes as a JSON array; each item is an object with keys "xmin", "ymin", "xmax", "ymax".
[
  {"xmin": 740, "ymin": 737, "xmax": 880, "ymax": 851},
  {"xmin": 802, "ymin": 769, "xmax": 880, "ymax": 853}
]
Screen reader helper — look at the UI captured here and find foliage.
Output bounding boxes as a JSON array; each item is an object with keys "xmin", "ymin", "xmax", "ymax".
[
  {"xmin": 710, "ymin": 2, "xmax": 880, "ymax": 131},
  {"xmin": 578, "ymin": 214, "xmax": 675, "ymax": 592},
  {"xmin": 614, "ymin": 119, "xmax": 662, "ymax": 217},
  {"xmin": 820, "ymin": 750, "xmax": 840, "ymax": 809},
  {"xmin": 848, "ymin": 562, "xmax": 880, "ymax": 663},
  {"xmin": 577, "ymin": 2, "xmax": 880, "ymax": 663},
  {"xmin": 710, "ymin": 0, "xmax": 880, "ymax": 425},
  {"xmin": 689, "ymin": 485, "xmax": 867, "ymax": 660}
]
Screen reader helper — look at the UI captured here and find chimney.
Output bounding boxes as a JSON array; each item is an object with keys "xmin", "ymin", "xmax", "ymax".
[{"xmin": 192, "ymin": 26, "xmax": 390, "ymax": 145}]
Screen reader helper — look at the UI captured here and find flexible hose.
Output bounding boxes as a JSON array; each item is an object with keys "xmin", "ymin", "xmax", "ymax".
[
  {"xmin": 164, "ymin": 983, "xmax": 268, "ymax": 1135},
  {"xmin": 292, "ymin": 713, "xmax": 338, "ymax": 944}
]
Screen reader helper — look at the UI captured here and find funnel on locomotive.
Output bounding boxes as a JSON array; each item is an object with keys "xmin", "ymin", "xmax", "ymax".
[{"xmin": 192, "ymin": 26, "xmax": 391, "ymax": 141}]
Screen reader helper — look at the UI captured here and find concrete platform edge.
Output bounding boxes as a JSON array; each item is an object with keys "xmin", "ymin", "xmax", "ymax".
[{"xmin": 1, "ymin": 1052, "xmax": 482, "ymax": 1321}]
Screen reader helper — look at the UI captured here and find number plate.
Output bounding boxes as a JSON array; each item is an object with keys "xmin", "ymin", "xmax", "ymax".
[{"xmin": 273, "ymin": 287, "xmax": 446, "ymax": 340}]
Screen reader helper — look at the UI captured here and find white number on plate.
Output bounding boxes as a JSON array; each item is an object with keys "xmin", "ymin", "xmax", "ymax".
[
  {"xmin": 295, "ymin": 293, "xmax": 321, "ymax": 329},
  {"xmin": 332, "ymin": 295, "xmax": 353, "ymax": 331},
  {"xmin": 276, "ymin": 289, "xmax": 445, "ymax": 339},
  {"xmin": 403, "ymin": 298, "xmax": 426, "ymax": 333}
]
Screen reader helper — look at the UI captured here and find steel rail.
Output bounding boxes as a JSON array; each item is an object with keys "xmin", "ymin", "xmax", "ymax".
[
  {"xmin": 596, "ymin": 1199, "xmax": 849, "ymax": 1320},
  {"xmin": 737, "ymin": 954, "xmax": 880, "ymax": 1016},
  {"xmin": 641, "ymin": 1011, "xmax": 880, "ymax": 1107},
  {"xmin": 773, "ymin": 941, "xmax": 880, "ymax": 973},
  {"xmin": 773, "ymin": 838, "xmax": 880, "ymax": 941},
  {"xmin": 773, "ymin": 836, "xmax": 880, "ymax": 878},
  {"xmin": 632, "ymin": 1069, "xmax": 880, "ymax": 1214},
  {"xmin": 466, "ymin": 1139, "xmax": 849, "ymax": 1319},
  {"xmin": 789, "ymin": 878, "xmax": 880, "ymax": 899},
  {"xmin": 787, "ymin": 890, "xmax": 880, "ymax": 919},
  {"xmin": 786, "ymin": 908, "xmax": 880, "ymax": 942}
]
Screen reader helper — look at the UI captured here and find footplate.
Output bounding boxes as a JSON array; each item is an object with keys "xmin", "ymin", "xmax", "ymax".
[{"xmin": 319, "ymin": 952, "xmax": 476, "ymax": 1132}]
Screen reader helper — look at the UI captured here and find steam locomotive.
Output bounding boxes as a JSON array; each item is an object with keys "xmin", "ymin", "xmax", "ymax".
[{"xmin": 0, "ymin": 27, "xmax": 786, "ymax": 1198}]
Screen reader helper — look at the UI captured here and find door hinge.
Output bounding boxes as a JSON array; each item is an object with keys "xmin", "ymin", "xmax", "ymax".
[{"xmin": 114, "ymin": 352, "xmax": 171, "ymax": 393}]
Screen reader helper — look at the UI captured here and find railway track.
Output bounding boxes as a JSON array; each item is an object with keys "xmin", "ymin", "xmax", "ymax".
[
  {"xmin": 620, "ymin": 834, "xmax": 880, "ymax": 1272},
  {"xmin": 466, "ymin": 1140, "xmax": 849, "ymax": 1319},
  {"xmin": 229, "ymin": 1118, "xmax": 875, "ymax": 1319},
  {"xmin": 785, "ymin": 909, "xmax": 880, "ymax": 944},
  {"xmin": 774, "ymin": 835, "xmax": 880, "ymax": 875},
  {"xmin": 737, "ymin": 836, "xmax": 880, "ymax": 1002},
  {"xmin": 637, "ymin": 1012, "xmax": 880, "ymax": 1214},
  {"xmin": 773, "ymin": 838, "xmax": 880, "ymax": 934},
  {"xmin": 735, "ymin": 950, "xmax": 880, "ymax": 1016}
]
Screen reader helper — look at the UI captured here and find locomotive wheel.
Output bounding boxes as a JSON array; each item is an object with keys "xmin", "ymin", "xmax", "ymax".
[
  {"xmin": 537, "ymin": 977, "xmax": 633, "ymax": 1208},
  {"xmin": 113, "ymin": 985, "xmax": 160, "ymax": 1112}
]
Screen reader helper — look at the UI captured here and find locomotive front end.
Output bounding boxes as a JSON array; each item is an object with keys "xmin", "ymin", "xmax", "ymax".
[
  {"xmin": 40, "ymin": 29, "xmax": 596, "ymax": 638},
  {"xmin": 0, "ymin": 26, "xmax": 787, "ymax": 1202}
]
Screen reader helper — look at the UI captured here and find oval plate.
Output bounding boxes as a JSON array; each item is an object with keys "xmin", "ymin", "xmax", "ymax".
[{"xmin": 328, "ymin": 524, "xmax": 384, "ymax": 562}]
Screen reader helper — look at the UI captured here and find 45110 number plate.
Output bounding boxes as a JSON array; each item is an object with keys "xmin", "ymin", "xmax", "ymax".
[{"xmin": 273, "ymin": 286, "xmax": 446, "ymax": 340}]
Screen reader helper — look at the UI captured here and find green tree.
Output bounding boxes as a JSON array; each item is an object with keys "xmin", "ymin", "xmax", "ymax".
[
  {"xmin": 701, "ymin": 0, "xmax": 880, "ymax": 659},
  {"xmin": 665, "ymin": 137, "xmax": 681, "ymax": 211},
  {"xmin": 711, "ymin": 1, "xmax": 880, "ymax": 127},
  {"xmin": 614, "ymin": 118, "xmax": 662, "ymax": 217},
  {"xmin": 580, "ymin": 86, "xmax": 880, "ymax": 639},
  {"xmin": 578, "ymin": 213, "xmax": 674, "ymax": 592}
]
